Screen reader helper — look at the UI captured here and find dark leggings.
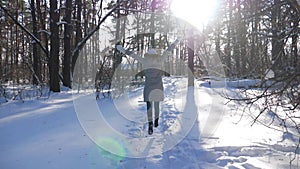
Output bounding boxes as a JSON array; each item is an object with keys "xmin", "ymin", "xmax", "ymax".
[{"xmin": 146, "ymin": 101, "xmax": 159, "ymax": 122}]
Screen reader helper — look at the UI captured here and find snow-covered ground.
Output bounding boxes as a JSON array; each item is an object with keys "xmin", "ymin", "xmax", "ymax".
[{"xmin": 0, "ymin": 77, "xmax": 299, "ymax": 169}]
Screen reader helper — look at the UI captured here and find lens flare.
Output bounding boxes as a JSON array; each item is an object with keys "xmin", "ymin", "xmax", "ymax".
[{"xmin": 96, "ymin": 137, "xmax": 126, "ymax": 158}]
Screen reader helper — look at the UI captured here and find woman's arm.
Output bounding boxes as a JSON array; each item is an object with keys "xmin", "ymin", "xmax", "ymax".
[
  {"xmin": 116, "ymin": 45, "xmax": 144, "ymax": 63},
  {"xmin": 161, "ymin": 38, "xmax": 182, "ymax": 61}
]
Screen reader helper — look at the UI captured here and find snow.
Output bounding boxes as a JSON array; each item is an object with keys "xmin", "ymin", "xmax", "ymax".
[{"xmin": 0, "ymin": 77, "xmax": 299, "ymax": 169}]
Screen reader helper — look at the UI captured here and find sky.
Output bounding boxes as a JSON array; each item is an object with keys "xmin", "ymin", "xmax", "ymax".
[{"xmin": 170, "ymin": 0, "xmax": 219, "ymax": 29}]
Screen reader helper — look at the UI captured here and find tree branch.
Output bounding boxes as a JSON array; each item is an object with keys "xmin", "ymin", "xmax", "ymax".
[
  {"xmin": 71, "ymin": 2, "xmax": 120, "ymax": 60},
  {"xmin": 0, "ymin": 3, "xmax": 49, "ymax": 58}
]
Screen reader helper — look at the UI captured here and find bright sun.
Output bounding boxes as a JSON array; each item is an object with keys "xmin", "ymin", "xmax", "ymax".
[{"xmin": 171, "ymin": 0, "xmax": 218, "ymax": 29}]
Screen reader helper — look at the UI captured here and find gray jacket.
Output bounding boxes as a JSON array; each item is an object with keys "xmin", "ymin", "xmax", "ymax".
[{"xmin": 143, "ymin": 68, "xmax": 165, "ymax": 102}]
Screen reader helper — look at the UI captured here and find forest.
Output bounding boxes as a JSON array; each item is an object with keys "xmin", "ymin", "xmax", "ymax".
[
  {"xmin": 0, "ymin": 0, "xmax": 298, "ymax": 88},
  {"xmin": 0, "ymin": 0, "xmax": 297, "ymax": 87},
  {"xmin": 1, "ymin": 0, "xmax": 298, "ymax": 118},
  {"xmin": 1, "ymin": 0, "xmax": 299, "ymax": 127}
]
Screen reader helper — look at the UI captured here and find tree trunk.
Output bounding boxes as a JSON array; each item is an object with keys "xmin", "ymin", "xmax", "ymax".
[
  {"xmin": 36, "ymin": 0, "xmax": 44, "ymax": 82},
  {"xmin": 62, "ymin": 0, "xmax": 72, "ymax": 88},
  {"xmin": 71, "ymin": 0, "xmax": 82, "ymax": 74},
  {"xmin": 113, "ymin": 0, "xmax": 121, "ymax": 73},
  {"xmin": 291, "ymin": 8, "xmax": 298, "ymax": 68},
  {"xmin": 15, "ymin": 1, "xmax": 19, "ymax": 83},
  {"xmin": 250, "ymin": 0, "xmax": 258, "ymax": 75},
  {"xmin": 49, "ymin": 0, "xmax": 60, "ymax": 92},
  {"xmin": 83, "ymin": 1, "xmax": 88, "ymax": 82},
  {"xmin": 30, "ymin": 0, "xmax": 41, "ymax": 85},
  {"xmin": 215, "ymin": 15, "xmax": 221, "ymax": 62},
  {"xmin": 226, "ymin": 0, "xmax": 233, "ymax": 77},
  {"xmin": 271, "ymin": 0, "xmax": 283, "ymax": 77},
  {"xmin": 150, "ymin": 0, "xmax": 156, "ymax": 48},
  {"xmin": 188, "ymin": 31, "xmax": 194, "ymax": 87}
]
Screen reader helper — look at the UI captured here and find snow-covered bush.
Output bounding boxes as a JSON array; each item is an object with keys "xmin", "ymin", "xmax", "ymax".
[
  {"xmin": 0, "ymin": 83, "xmax": 50, "ymax": 104},
  {"xmin": 224, "ymin": 69, "xmax": 300, "ymax": 165}
]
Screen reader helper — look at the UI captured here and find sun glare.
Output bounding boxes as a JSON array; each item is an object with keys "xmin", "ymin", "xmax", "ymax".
[{"xmin": 171, "ymin": 0, "xmax": 218, "ymax": 29}]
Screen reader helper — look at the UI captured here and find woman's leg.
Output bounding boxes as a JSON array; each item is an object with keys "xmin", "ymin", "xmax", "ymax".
[
  {"xmin": 154, "ymin": 102, "xmax": 159, "ymax": 127},
  {"xmin": 147, "ymin": 101, "xmax": 153, "ymax": 134},
  {"xmin": 147, "ymin": 101, "xmax": 153, "ymax": 122}
]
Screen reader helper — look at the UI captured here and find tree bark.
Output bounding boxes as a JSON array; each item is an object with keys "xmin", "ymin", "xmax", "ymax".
[
  {"xmin": 30, "ymin": 0, "xmax": 41, "ymax": 85},
  {"xmin": 113, "ymin": 0, "xmax": 121, "ymax": 73},
  {"xmin": 62, "ymin": 0, "xmax": 72, "ymax": 88},
  {"xmin": 71, "ymin": 0, "xmax": 82, "ymax": 74},
  {"xmin": 271, "ymin": 0, "xmax": 283, "ymax": 77},
  {"xmin": 226, "ymin": 0, "xmax": 233, "ymax": 77},
  {"xmin": 291, "ymin": 8, "xmax": 298, "ymax": 68},
  {"xmin": 49, "ymin": 0, "xmax": 60, "ymax": 92},
  {"xmin": 188, "ymin": 31, "xmax": 194, "ymax": 87},
  {"xmin": 150, "ymin": 0, "xmax": 156, "ymax": 48}
]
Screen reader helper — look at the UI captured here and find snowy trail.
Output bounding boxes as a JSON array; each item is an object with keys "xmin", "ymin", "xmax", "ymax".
[
  {"xmin": 0, "ymin": 77, "xmax": 299, "ymax": 169},
  {"xmin": 115, "ymin": 79, "xmax": 230, "ymax": 169}
]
